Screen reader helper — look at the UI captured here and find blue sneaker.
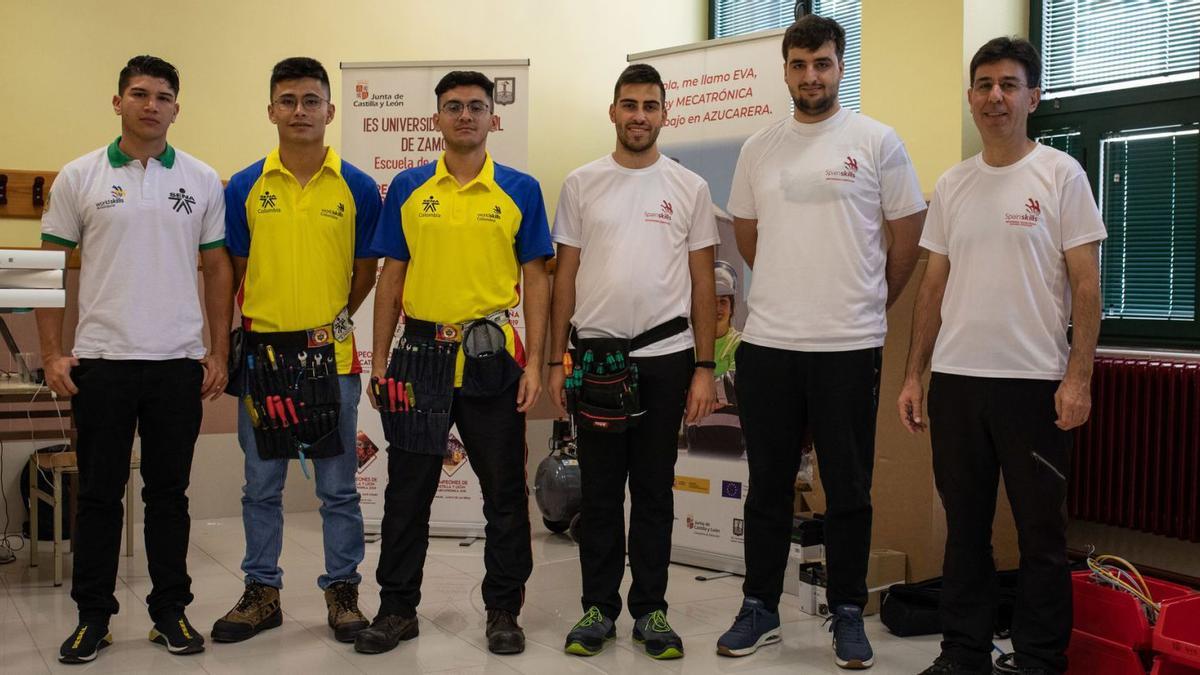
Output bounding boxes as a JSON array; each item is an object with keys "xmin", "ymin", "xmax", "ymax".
[
  {"xmin": 829, "ymin": 604, "xmax": 873, "ymax": 669},
  {"xmin": 716, "ymin": 597, "xmax": 781, "ymax": 657}
]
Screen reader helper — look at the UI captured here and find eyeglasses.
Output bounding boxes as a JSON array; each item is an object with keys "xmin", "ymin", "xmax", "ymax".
[
  {"xmin": 272, "ymin": 94, "xmax": 328, "ymax": 112},
  {"xmin": 440, "ymin": 100, "xmax": 492, "ymax": 117},
  {"xmin": 971, "ymin": 79, "xmax": 1028, "ymax": 95}
]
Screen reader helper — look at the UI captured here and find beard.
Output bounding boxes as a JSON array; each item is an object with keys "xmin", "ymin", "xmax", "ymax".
[
  {"xmin": 616, "ymin": 123, "xmax": 660, "ymax": 154},
  {"xmin": 792, "ymin": 88, "xmax": 837, "ymax": 116}
]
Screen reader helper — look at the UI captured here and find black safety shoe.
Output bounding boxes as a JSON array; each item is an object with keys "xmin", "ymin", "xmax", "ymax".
[
  {"xmin": 354, "ymin": 613, "xmax": 419, "ymax": 654},
  {"xmin": 59, "ymin": 622, "xmax": 112, "ymax": 664},
  {"xmin": 149, "ymin": 611, "xmax": 205, "ymax": 655},
  {"xmin": 633, "ymin": 609, "xmax": 683, "ymax": 659},
  {"xmin": 564, "ymin": 606, "xmax": 616, "ymax": 656},
  {"xmin": 920, "ymin": 654, "xmax": 992, "ymax": 674},
  {"xmin": 485, "ymin": 609, "xmax": 525, "ymax": 654}
]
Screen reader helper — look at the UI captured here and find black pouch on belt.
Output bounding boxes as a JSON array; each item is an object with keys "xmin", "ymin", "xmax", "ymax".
[
  {"xmin": 461, "ymin": 319, "xmax": 524, "ymax": 398},
  {"xmin": 569, "ymin": 317, "xmax": 689, "ymax": 434},
  {"xmin": 377, "ymin": 324, "xmax": 457, "ymax": 456},
  {"xmin": 243, "ymin": 329, "xmax": 342, "ymax": 461}
]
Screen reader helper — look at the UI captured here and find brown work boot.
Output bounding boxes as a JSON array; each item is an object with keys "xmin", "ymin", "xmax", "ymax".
[
  {"xmin": 210, "ymin": 582, "xmax": 282, "ymax": 643},
  {"xmin": 325, "ymin": 581, "xmax": 369, "ymax": 642}
]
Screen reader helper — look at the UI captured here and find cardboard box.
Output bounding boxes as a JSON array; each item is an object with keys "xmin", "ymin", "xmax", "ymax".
[
  {"xmin": 783, "ymin": 549, "xmax": 908, "ymax": 617},
  {"xmin": 789, "ymin": 514, "xmax": 825, "ymax": 562}
]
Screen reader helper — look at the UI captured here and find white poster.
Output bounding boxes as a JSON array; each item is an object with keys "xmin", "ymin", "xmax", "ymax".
[
  {"xmin": 340, "ymin": 59, "xmax": 530, "ymax": 536},
  {"xmin": 635, "ymin": 31, "xmax": 790, "ymax": 572}
]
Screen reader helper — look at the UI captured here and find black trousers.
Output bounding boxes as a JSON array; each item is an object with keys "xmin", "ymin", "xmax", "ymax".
[
  {"xmin": 376, "ymin": 382, "xmax": 531, "ymax": 617},
  {"xmin": 929, "ymin": 373, "xmax": 1072, "ymax": 674},
  {"xmin": 736, "ymin": 343, "xmax": 881, "ymax": 612},
  {"xmin": 576, "ymin": 349, "xmax": 693, "ymax": 621},
  {"xmin": 70, "ymin": 358, "xmax": 204, "ymax": 624}
]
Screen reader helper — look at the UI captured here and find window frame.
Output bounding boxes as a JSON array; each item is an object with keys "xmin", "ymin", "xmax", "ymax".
[{"xmin": 1029, "ymin": 0, "xmax": 1200, "ymax": 349}]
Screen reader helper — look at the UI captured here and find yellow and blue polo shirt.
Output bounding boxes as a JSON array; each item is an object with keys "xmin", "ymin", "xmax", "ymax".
[
  {"xmin": 371, "ymin": 153, "xmax": 552, "ymax": 383},
  {"xmin": 225, "ymin": 146, "xmax": 381, "ymax": 374}
]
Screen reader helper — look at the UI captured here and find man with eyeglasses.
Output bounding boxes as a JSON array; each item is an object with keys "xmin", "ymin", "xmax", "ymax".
[
  {"xmin": 716, "ymin": 15, "xmax": 926, "ymax": 670},
  {"xmin": 38, "ymin": 54, "xmax": 232, "ymax": 664},
  {"xmin": 213, "ymin": 56, "xmax": 380, "ymax": 645},
  {"xmin": 901, "ymin": 37, "xmax": 1104, "ymax": 675},
  {"xmin": 356, "ymin": 70, "xmax": 551, "ymax": 656}
]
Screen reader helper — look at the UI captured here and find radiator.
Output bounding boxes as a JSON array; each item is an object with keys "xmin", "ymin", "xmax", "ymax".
[{"xmin": 1071, "ymin": 357, "xmax": 1200, "ymax": 542}]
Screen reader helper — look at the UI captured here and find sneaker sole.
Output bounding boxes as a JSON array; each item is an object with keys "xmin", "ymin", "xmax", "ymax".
[
  {"xmin": 564, "ymin": 636, "xmax": 612, "ymax": 656},
  {"xmin": 835, "ymin": 655, "xmax": 875, "ymax": 669},
  {"xmin": 633, "ymin": 637, "xmax": 684, "ymax": 660},
  {"xmin": 58, "ymin": 635, "xmax": 112, "ymax": 664},
  {"xmin": 149, "ymin": 629, "xmax": 205, "ymax": 655},
  {"xmin": 716, "ymin": 627, "xmax": 781, "ymax": 657},
  {"xmin": 210, "ymin": 609, "xmax": 283, "ymax": 643}
]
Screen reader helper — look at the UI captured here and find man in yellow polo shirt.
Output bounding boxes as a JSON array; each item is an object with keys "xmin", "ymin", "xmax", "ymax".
[
  {"xmin": 356, "ymin": 70, "xmax": 552, "ymax": 657},
  {"xmin": 214, "ymin": 57, "xmax": 380, "ymax": 645}
]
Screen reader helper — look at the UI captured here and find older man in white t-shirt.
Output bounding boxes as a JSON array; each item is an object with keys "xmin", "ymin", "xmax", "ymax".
[
  {"xmin": 899, "ymin": 38, "xmax": 1105, "ymax": 675},
  {"xmin": 715, "ymin": 15, "xmax": 927, "ymax": 671}
]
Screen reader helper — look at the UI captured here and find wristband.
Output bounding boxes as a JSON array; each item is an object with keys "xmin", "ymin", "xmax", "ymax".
[{"xmin": 694, "ymin": 360, "xmax": 716, "ymax": 370}]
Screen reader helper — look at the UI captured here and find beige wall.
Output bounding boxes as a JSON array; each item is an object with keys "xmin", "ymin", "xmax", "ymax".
[{"xmin": 0, "ymin": 0, "xmax": 709, "ymax": 245}]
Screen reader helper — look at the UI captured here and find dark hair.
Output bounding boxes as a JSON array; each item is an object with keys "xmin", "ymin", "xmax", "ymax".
[
  {"xmin": 781, "ymin": 14, "xmax": 845, "ymax": 62},
  {"xmin": 970, "ymin": 37, "xmax": 1041, "ymax": 87},
  {"xmin": 118, "ymin": 55, "xmax": 180, "ymax": 96},
  {"xmin": 435, "ymin": 71, "xmax": 495, "ymax": 103},
  {"xmin": 613, "ymin": 63, "xmax": 665, "ymax": 103},
  {"xmin": 270, "ymin": 57, "xmax": 330, "ymax": 97}
]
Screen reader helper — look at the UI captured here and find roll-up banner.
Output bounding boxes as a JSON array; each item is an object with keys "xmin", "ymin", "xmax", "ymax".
[
  {"xmin": 632, "ymin": 30, "xmax": 790, "ymax": 572},
  {"xmin": 340, "ymin": 59, "xmax": 531, "ymax": 536}
]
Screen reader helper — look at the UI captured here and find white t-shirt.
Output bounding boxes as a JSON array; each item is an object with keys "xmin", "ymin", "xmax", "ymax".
[
  {"xmin": 552, "ymin": 154, "xmax": 720, "ymax": 357},
  {"xmin": 41, "ymin": 140, "xmax": 226, "ymax": 360},
  {"xmin": 727, "ymin": 108, "xmax": 926, "ymax": 351},
  {"xmin": 921, "ymin": 144, "xmax": 1107, "ymax": 380}
]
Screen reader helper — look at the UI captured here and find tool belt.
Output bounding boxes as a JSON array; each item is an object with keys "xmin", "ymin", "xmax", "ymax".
[
  {"xmin": 242, "ymin": 326, "xmax": 342, "ymax": 461},
  {"xmin": 566, "ymin": 317, "xmax": 688, "ymax": 434}
]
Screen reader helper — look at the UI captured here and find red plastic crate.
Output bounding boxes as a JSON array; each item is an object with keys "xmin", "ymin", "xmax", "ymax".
[
  {"xmin": 1155, "ymin": 594, "xmax": 1200, "ymax": 669},
  {"xmin": 1068, "ymin": 629, "xmax": 1149, "ymax": 675},
  {"xmin": 1073, "ymin": 570, "xmax": 1196, "ymax": 651},
  {"xmin": 1151, "ymin": 656, "xmax": 1200, "ymax": 674}
]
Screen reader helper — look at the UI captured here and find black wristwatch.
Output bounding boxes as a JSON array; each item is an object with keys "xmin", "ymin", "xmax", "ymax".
[{"xmin": 694, "ymin": 360, "xmax": 716, "ymax": 370}]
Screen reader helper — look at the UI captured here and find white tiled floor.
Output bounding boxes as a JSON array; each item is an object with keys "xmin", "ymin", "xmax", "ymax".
[{"xmin": 0, "ymin": 510, "xmax": 949, "ymax": 674}]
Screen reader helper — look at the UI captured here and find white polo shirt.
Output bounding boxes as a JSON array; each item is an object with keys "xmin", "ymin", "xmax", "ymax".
[
  {"xmin": 552, "ymin": 154, "xmax": 720, "ymax": 357},
  {"xmin": 921, "ymin": 144, "xmax": 1107, "ymax": 380},
  {"xmin": 727, "ymin": 108, "xmax": 926, "ymax": 351},
  {"xmin": 41, "ymin": 138, "xmax": 226, "ymax": 360}
]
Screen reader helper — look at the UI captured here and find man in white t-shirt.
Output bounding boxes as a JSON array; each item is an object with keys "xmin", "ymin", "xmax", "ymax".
[
  {"xmin": 899, "ymin": 38, "xmax": 1104, "ymax": 675},
  {"xmin": 548, "ymin": 63, "xmax": 718, "ymax": 661},
  {"xmin": 36, "ymin": 55, "xmax": 233, "ymax": 664},
  {"xmin": 716, "ymin": 16, "xmax": 927, "ymax": 670}
]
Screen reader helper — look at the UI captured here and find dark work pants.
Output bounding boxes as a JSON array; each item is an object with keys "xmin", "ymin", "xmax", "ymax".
[
  {"xmin": 576, "ymin": 349, "xmax": 693, "ymax": 621},
  {"xmin": 929, "ymin": 373, "xmax": 1072, "ymax": 674},
  {"xmin": 376, "ymin": 382, "xmax": 531, "ymax": 617},
  {"xmin": 736, "ymin": 343, "xmax": 881, "ymax": 612},
  {"xmin": 70, "ymin": 358, "xmax": 204, "ymax": 624}
]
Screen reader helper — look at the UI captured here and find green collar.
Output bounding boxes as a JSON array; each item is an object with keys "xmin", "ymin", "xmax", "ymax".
[{"xmin": 107, "ymin": 137, "xmax": 176, "ymax": 169}]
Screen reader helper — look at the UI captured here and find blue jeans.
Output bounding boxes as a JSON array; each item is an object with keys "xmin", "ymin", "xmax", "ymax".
[{"xmin": 238, "ymin": 374, "xmax": 364, "ymax": 589}]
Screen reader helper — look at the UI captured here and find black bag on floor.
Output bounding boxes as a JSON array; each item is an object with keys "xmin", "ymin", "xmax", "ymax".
[
  {"xmin": 20, "ymin": 444, "xmax": 73, "ymax": 542},
  {"xmin": 881, "ymin": 570, "xmax": 1020, "ymax": 638}
]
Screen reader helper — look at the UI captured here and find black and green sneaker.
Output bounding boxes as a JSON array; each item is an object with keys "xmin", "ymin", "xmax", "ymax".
[
  {"xmin": 564, "ymin": 606, "xmax": 615, "ymax": 656},
  {"xmin": 59, "ymin": 622, "xmax": 113, "ymax": 664},
  {"xmin": 633, "ymin": 609, "xmax": 683, "ymax": 659},
  {"xmin": 149, "ymin": 611, "xmax": 206, "ymax": 655}
]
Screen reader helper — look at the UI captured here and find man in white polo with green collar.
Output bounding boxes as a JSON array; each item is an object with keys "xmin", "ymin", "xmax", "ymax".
[{"xmin": 36, "ymin": 55, "xmax": 232, "ymax": 665}]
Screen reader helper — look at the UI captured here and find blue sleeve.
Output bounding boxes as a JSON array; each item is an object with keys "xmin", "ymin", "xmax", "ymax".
[
  {"xmin": 223, "ymin": 161, "xmax": 262, "ymax": 258},
  {"xmin": 497, "ymin": 168, "xmax": 553, "ymax": 264},
  {"xmin": 370, "ymin": 173, "xmax": 412, "ymax": 261},
  {"xmin": 343, "ymin": 161, "xmax": 383, "ymax": 258}
]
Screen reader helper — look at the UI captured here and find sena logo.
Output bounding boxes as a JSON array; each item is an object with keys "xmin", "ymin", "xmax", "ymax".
[
  {"xmin": 257, "ymin": 190, "xmax": 281, "ymax": 214},
  {"xmin": 168, "ymin": 187, "xmax": 196, "ymax": 214},
  {"xmin": 421, "ymin": 195, "xmax": 440, "ymax": 216},
  {"xmin": 825, "ymin": 155, "xmax": 860, "ymax": 183}
]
